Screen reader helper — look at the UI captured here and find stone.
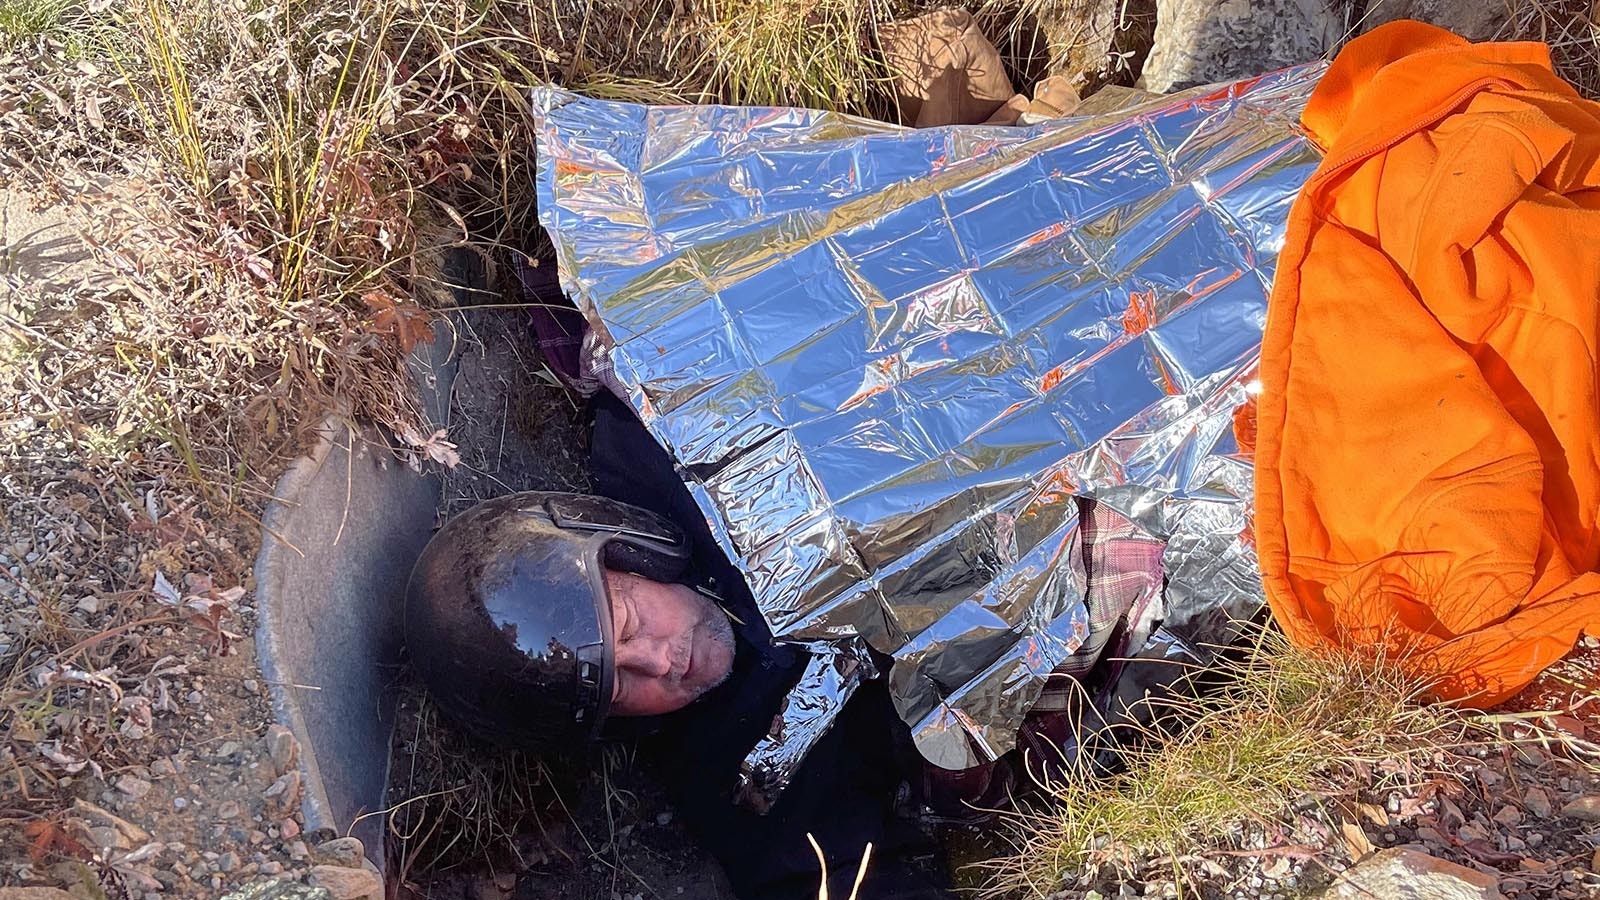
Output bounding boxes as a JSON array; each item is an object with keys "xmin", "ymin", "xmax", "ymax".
[
  {"xmin": 1139, "ymin": 0, "xmax": 1340, "ymax": 93},
  {"xmin": 264, "ymin": 771, "xmax": 302, "ymax": 818},
  {"xmin": 218, "ymin": 880, "xmax": 332, "ymax": 900},
  {"xmin": 1320, "ymin": 848, "xmax": 1503, "ymax": 900},
  {"xmin": 1560, "ymin": 796, "xmax": 1600, "ymax": 822},
  {"xmin": 0, "ymin": 890, "xmax": 78, "ymax": 900},
  {"xmin": 313, "ymin": 836, "xmax": 365, "ymax": 868},
  {"xmin": 307, "ymin": 865, "xmax": 383, "ymax": 900},
  {"xmin": 218, "ymin": 852, "xmax": 241, "ymax": 873},
  {"xmin": 280, "ymin": 818, "xmax": 300, "ymax": 840},
  {"xmin": 72, "ymin": 799, "xmax": 151, "ymax": 847},
  {"xmin": 260, "ymin": 862, "xmax": 284, "ymax": 876},
  {"xmin": 1361, "ymin": 0, "xmax": 1508, "ymax": 41},
  {"xmin": 264, "ymin": 725, "xmax": 298, "ymax": 777},
  {"xmin": 115, "ymin": 775, "xmax": 153, "ymax": 800},
  {"xmin": 288, "ymin": 841, "xmax": 309, "ymax": 861},
  {"xmin": 218, "ymin": 800, "xmax": 243, "ymax": 819},
  {"xmin": 1525, "ymin": 788, "xmax": 1553, "ymax": 819},
  {"xmin": 216, "ymin": 741, "xmax": 241, "ymax": 758}
]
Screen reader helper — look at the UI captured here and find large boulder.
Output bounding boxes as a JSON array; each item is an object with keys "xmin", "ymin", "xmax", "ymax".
[
  {"xmin": 1140, "ymin": 0, "xmax": 1342, "ymax": 92},
  {"xmin": 1362, "ymin": 0, "xmax": 1508, "ymax": 41}
]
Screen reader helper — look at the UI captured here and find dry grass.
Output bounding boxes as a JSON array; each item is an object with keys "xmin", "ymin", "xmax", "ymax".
[
  {"xmin": 982, "ymin": 629, "xmax": 1491, "ymax": 896},
  {"xmin": 383, "ymin": 685, "xmax": 564, "ymax": 878},
  {"xmin": 1, "ymin": 0, "xmax": 683, "ymax": 843},
  {"xmin": 671, "ymin": 0, "xmax": 897, "ymax": 114},
  {"xmin": 1502, "ymin": 0, "xmax": 1600, "ymax": 98}
]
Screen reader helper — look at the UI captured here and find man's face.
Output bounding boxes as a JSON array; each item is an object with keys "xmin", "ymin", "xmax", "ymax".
[{"xmin": 604, "ymin": 569, "xmax": 736, "ymax": 717}]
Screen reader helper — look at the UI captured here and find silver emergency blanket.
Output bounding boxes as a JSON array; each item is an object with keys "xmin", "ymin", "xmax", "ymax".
[{"xmin": 533, "ymin": 64, "xmax": 1325, "ymax": 775}]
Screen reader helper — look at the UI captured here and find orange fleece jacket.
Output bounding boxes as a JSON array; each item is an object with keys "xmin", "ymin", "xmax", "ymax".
[{"xmin": 1253, "ymin": 21, "xmax": 1600, "ymax": 705}]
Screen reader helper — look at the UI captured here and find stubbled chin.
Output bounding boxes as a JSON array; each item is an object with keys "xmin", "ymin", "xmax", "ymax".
[{"xmin": 693, "ymin": 616, "xmax": 736, "ymax": 695}]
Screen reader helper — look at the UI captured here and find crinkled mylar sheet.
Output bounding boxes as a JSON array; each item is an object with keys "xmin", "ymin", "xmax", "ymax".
[{"xmin": 533, "ymin": 65, "xmax": 1324, "ymax": 788}]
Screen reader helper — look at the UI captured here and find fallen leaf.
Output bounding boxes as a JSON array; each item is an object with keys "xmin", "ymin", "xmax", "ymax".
[
  {"xmin": 1358, "ymin": 803, "xmax": 1389, "ymax": 827},
  {"xmin": 1519, "ymin": 857, "xmax": 1553, "ymax": 873},
  {"xmin": 1339, "ymin": 820, "xmax": 1375, "ymax": 861},
  {"xmin": 1460, "ymin": 839, "xmax": 1519, "ymax": 866},
  {"xmin": 152, "ymin": 570, "xmax": 180, "ymax": 604},
  {"xmin": 363, "ymin": 290, "xmax": 435, "ymax": 352},
  {"xmin": 23, "ymin": 820, "xmax": 92, "ymax": 865},
  {"xmin": 84, "ymin": 92, "xmax": 104, "ymax": 129}
]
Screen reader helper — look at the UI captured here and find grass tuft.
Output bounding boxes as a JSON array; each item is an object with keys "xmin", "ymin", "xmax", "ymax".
[
  {"xmin": 671, "ymin": 0, "xmax": 896, "ymax": 115},
  {"xmin": 983, "ymin": 629, "xmax": 1483, "ymax": 896}
]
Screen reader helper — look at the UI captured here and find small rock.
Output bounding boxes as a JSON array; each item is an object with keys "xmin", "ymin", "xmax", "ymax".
[
  {"xmin": 218, "ymin": 800, "xmax": 243, "ymax": 819},
  {"xmin": 73, "ymin": 799, "xmax": 151, "ymax": 847},
  {"xmin": 264, "ymin": 771, "xmax": 302, "ymax": 817},
  {"xmin": 313, "ymin": 836, "xmax": 364, "ymax": 868},
  {"xmin": 1560, "ymin": 797, "xmax": 1600, "ymax": 822},
  {"xmin": 0, "ymin": 889, "xmax": 78, "ymax": 900},
  {"xmin": 216, "ymin": 741, "xmax": 241, "ymax": 758},
  {"xmin": 244, "ymin": 679, "xmax": 259, "ymax": 693},
  {"xmin": 264, "ymin": 725, "xmax": 298, "ymax": 777},
  {"xmin": 1528, "ymin": 833, "xmax": 1544, "ymax": 847},
  {"xmin": 308, "ymin": 864, "xmax": 383, "ymax": 900},
  {"xmin": 174, "ymin": 797, "xmax": 188, "ymax": 811},
  {"xmin": 288, "ymin": 840, "xmax": 309, "ymax": 861},
  {"xmin": 1525, "ymin": 788, "xmax": 1553, "ymax": 819},
  {"xmin": 86, "ymin": 826, "xmax": 126, "ymax": 850},
  {"xmin": 1417, "ymin": 826, "xmax": 1449, "ymax": 845},
  {"xmin": 1493, "ymin": 806, "xmax": 1521, "ymax": 826},
  {"xmin": 218, "ymin": 852, "xmax": 241, "ymax": 873},
  {"xmin": 260, "ymin": 862, "xmax": 284, "ymax": 876},
  {"xmin": 1321, "ymin": 849, "xmax": 1503, "ymax": 899},
  {"xmin": 280, "ymin": 818, "xmax": 301, "ymax": 840},
  {"xmin": 249, "ymin": 830, "xmax": 267, "ymax": 844},
  {"xmin": 1500, "ymin": 879, "xmax": 1527, "ymax": 894},
  {"xmin": 655, "ymin": 811, "xmax": 673, "ymax": 827},
  {"xmin": 217, "ymin": 878, "xmax": 331, "ymax": 900},
  {"xmin": 150, "ymin": 758, "xmax": 177, "ymax": 777},
  {"xmin": 116, "ymin": 775, "xmax": 153, "ymax": 800}
]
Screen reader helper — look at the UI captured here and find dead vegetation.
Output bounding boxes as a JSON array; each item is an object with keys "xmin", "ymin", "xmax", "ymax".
[
  {"xmin": 982, "ymin": 630, "xmax": 1600, "ymax": 897},
  {"xmin": 1497, "ymin": 0, "xmax": 1600, "ymax": 98}
]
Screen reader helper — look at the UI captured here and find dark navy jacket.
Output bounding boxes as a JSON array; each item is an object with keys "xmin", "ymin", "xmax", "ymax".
[{"xmin": 588, "ymin": 392, "xmax": 953, "ymax": 900}]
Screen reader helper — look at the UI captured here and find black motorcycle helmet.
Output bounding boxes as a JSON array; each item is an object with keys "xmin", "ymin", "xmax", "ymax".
[{"xmin": 404, "ymin": 491, "xmax": 692, "ymax": 751}]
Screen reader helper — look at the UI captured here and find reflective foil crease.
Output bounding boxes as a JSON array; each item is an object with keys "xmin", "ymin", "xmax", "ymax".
[
  {"xmin": 735, "ymin": 637, "xmax": 875, "ymax": 813},
  {"xmin": 533, "ymin": 65, "xmax": 1326, "ymax": 794}
]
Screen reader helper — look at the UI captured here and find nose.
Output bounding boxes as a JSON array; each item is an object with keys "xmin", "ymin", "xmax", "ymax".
[{"xmin": 614, "ymin": 637, "xmax": 673, "ymax": 679}]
